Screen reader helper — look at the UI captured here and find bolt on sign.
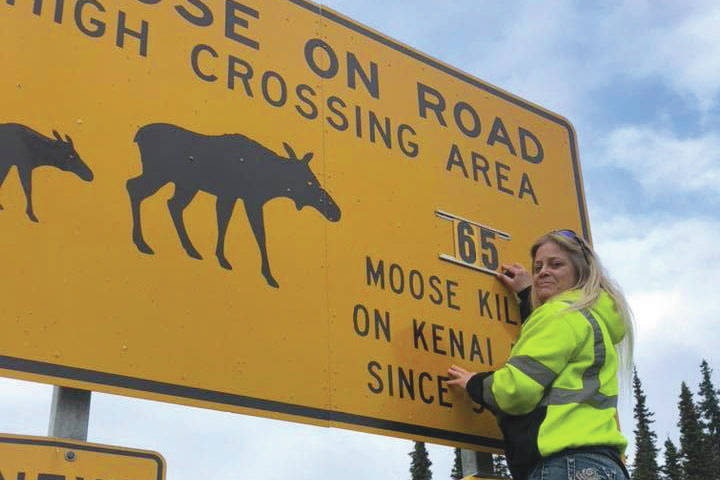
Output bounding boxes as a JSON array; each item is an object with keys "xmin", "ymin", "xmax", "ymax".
[
  {"xmin": 0, "ymin": 0, "xmax": 589, "ymax": 450},
  {"xmin": 0, "ymin": 434, "xmax": 165, "ymax": 480}
]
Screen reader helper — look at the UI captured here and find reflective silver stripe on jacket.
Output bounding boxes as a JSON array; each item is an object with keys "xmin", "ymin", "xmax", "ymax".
[
  {"xmin": 507, "ymin": 355, "xmax": 558, "ymax": 388},
  {"xmin": 482, "ymin": 375, "xmax": 498, "ymax": 412},
  {"xmin": 541, "ymin": 309, "xmax": 618, "ymax": 409}
]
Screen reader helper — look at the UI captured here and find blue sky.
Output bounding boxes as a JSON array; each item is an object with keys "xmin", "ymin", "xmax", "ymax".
[{"xmin": 2, "ymin": 1, "xmax": 720, "ymax": 478}]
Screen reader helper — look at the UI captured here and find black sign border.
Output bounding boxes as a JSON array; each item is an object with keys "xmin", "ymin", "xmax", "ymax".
[{"xmin": 0, "ymin": 355, "xmax": 503, "ymax": 448}]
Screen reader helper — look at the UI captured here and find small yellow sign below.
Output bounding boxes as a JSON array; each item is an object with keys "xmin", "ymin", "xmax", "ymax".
[{"xmin": 0, "ymin": 434, "xmax": 165, "ymax": 480}]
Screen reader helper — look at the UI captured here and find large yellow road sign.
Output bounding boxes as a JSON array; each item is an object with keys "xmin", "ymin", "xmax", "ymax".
[
  {"xmin": 0, "ymin": 434, "xmax": 165, "ymax": 480},
  {"xmin": 0, "ymin": 1, "xmax": 588, "ymax": 450}
]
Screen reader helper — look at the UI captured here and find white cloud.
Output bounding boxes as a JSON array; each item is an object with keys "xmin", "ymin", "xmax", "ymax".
[
  {"xmin": 593, "ymin": 214, "xmax": 720, "ymax": 361},
  {"xmin": 455, "ymin": 1, "xmax": 720, "ymax": 117},
  {"xmin": 627, "ymin": 5, "xmax": 720, "ymax": 111},
  {"xmin": 599, "ymin": 126, "xmax": 720, "ymax": 199}
]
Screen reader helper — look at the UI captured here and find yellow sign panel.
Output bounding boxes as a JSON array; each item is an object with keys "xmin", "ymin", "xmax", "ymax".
[
  {"xmin": 0, "ymin": 0, "xmax": 588, "ymax": 449},
  {"xmin": 0, "ymin": 434, "xmax": 165, "ymax": 480}
]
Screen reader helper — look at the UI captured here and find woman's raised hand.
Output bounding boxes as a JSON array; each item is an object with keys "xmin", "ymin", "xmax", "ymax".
[
  {"xmin": 447, "ymin": 364, "xmax": 476, "ymax": 389},
  {"xmin": 495, "ymin": 263, "xmax": 532, "ymax": 293}
]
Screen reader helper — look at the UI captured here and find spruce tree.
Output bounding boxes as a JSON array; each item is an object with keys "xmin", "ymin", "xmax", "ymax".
[
  {"xmin": 697, "ymin": 360, "xmax": 720, "ymax": 479},
  {"xmin": 631, "ymin": 368, "xmax": 660, "ymax": 480},
  {"xmin": 698, "ymin": 360, "xmax": 720, "ymax": 441},
  {"xmin": 451, "ymin": 448, "xmax": 463, "ymax": 480},
  {"xmin": 677, "ymin": 382, "xmax": 709, "ymax": 480},
  {"xmin": 661, "ymin": 439, "xmax": 682, "ymax": 480},
  {"xmin": 409, "ymin": 441, "xmax": 432, "ymax": 480}
]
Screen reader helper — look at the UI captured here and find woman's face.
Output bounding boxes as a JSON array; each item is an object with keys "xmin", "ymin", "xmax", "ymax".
[{"xmin": 533, "ymin": 241, "xmax": 578, "ymax": 304}]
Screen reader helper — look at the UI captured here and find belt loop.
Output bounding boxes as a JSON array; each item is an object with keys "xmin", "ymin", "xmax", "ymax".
[{"xmin": 566, "ymin": 454, "xmax": 575, "ymax": 480}]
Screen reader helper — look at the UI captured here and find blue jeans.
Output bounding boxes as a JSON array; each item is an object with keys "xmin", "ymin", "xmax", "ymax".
[{"xmin": 527, "ymin": 452, "xmax": 628, "ymax": 480}]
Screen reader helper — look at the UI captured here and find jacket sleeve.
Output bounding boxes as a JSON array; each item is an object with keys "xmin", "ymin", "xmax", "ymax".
[
  {"xmin": 468, "ymin": 304, "xmax": 581, "ymax": 416},
  {"xmin": 518, "ymin": 286, "xmax": 532, "ymax": 323}
]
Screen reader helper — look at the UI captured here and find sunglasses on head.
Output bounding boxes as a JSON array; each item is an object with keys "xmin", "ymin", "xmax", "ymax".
[{"xmin": 552, "ymin": 229, "xmax": 590, "ymax": 263}]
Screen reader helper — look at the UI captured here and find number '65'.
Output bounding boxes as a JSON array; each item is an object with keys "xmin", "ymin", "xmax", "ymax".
[{"xmin": 456, "ymin": 221, "xmax": 498, "ymax": 270}]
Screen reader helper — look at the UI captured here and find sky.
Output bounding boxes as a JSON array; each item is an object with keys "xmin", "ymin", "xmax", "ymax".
[{"xmin": 2, "ymin": 0, "xmax": 720, "ymax": 478}]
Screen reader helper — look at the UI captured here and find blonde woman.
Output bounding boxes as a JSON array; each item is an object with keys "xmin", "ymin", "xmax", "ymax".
[{"xmin": 448, "ymin": 230, "xmax": 633, "ymax": 480}]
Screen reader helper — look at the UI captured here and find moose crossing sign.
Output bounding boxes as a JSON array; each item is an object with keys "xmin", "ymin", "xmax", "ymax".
[{"xmin": 0, "ymin": 0, "xmax": 589, "ymax": 450}]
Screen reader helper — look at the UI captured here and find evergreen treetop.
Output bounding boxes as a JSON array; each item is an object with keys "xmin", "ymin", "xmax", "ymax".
[
  {"xmin": 451, "ymin": 448, "xmax": 463, "ymax": 480},
  {"xmin": 698, "ymin": 360, "xmax": 720, "ymax": 442},
  {"xmin": 661, "ymin": 439, "xmax": 682, "ymax": 480},
  {"xmin": 409, "ymin": 441, "xmax": 432, "ymax": 480},
  {"xmin": 677, "ymin": 382, "xmax": 710, "ymax": 480},
  {"xmin": 697, "ymin": 360, "xmax": 720, "ymax": 480},
  {"xmin": 631, "ymin": 368, "xmax": 660, "ymax": 480}
]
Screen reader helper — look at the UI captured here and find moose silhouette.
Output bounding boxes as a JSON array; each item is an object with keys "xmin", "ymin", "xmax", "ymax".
[
  {"xmin": 127, "ymin": 123, "xmax": 341, "ymax": 288},
  {"xmin": 0, "ymin": 123, "xmax": 94, "ymax": 222}
]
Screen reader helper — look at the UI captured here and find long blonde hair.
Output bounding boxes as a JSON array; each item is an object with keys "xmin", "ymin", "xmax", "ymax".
[{"xmin": 530, "ymin": 232, "xmax": 635, "ymax": 392}]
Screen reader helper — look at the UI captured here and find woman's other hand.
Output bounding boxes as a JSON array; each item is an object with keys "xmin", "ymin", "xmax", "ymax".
[
  {"xmin": 447, "ymin": 364, "xmax": 475, "ymax": 389},
  {"xmin": 496, "ymin": 263, "xmax": 532, "ymax": 293}
]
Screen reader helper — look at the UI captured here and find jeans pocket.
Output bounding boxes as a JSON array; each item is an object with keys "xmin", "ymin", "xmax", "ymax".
[
  {"xmin": 529, "ymin": 453, "xmax": 620, "ymax": 480},
  {"xmin": 573, "ymin": 454, "xmax": 617, "ymax": 480},
  {"xmin": 574, "ymin": 467, "xmax": 614, "ymax": 480}
]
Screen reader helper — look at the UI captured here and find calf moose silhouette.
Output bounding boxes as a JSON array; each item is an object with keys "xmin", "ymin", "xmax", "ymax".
[
  {"xmin": 127, "ymin": 123, "xmax": 341, "ymax": 288},
  {"xmin": 0, "ymin": 123, "xmax": 94, "ymax": 222}
]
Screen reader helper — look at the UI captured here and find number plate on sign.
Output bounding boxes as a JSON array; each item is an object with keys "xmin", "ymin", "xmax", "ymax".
[{"xmin": 436, "ymin": 210, "xmax": 511, "ymax": 275}]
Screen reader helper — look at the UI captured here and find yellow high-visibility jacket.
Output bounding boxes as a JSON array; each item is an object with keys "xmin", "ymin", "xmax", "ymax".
[{"xmin": 466, "ymin": 289, "xmax": 627, "ymax": 479}]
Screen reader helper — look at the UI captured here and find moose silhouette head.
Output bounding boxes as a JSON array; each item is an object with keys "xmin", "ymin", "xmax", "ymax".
[
  {"xmin": 48, "ymin": 130, "xmax": 94, "ymax": 182},
  {"xmin": 280, "ymin": 142, "xmax": 341, "ymax": 222},
  {"xmin": 0, "ymin": 123, "xmax": 94, "ymax": 222}
]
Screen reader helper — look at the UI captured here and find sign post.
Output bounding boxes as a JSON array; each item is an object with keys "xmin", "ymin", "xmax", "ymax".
[
  {"xmin": 0, "ymin": 0, "xmax": 589, "ymax": 451},
  {"xmin": 461, "ymin": 449, "xmax": 495, "ymax": 478},
  {"xmin": 48, "ymin": 386, "xmax": 91, "ymax": 441}
]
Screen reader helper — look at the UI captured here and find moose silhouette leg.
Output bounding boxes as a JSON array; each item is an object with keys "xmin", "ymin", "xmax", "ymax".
[
  {"xmin": 167, "ymin": 187, "xmax": 202, "ymax": 260},
  {"xmin": 17, "ymin": 166, "xmax": 38, "ymax": 222},
  {"xmin": 0, "ymin": 164, "xmax": 10, "ymax": 210},
  {"xmin": 215, "ymin": 197, "xmax": 236, "ymax": 270},
  {"xmin": 244, "ymin": 200, "xmax": 278, "ymax": 288},
  {"xmin": 127, "ymin": 174, "xmax": 168, "ymax": 254}
]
